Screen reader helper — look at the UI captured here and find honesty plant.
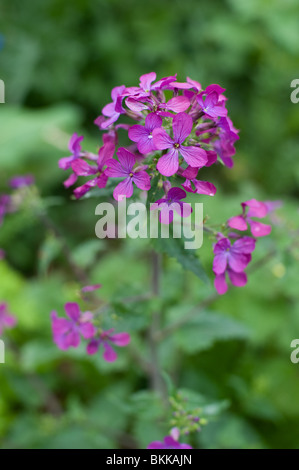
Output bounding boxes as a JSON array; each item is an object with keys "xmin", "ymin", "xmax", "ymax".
[{"xmin": 0, "ymin": 72, "xmax": 278, "ymax": 449}]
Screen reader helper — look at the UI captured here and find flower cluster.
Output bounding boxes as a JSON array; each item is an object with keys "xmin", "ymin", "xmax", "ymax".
[
  {"xmin": 58, "ymin": 74, "xmax": 277, "ymax": 297},
  {"xmin": 213, "ymin": 199, "xmax": 273, "ymax": 295},
  {"xmin": 50, "ymin": 302, "xmax": 130, "ymax": 362},
  {"xmin": 60, "ymin": 72, "xmax": 238, "ymax": 203}
]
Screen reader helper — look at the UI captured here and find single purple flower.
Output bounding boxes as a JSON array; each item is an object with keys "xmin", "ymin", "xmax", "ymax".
[
  {"xmin": 128, "ymin": 113, "xmax": 162, "ymax": 154},
  {"xmin": 148, "ymin": 428, "xmax": 192, "ymax": 450},
  {"xmin": 51, "ymin": 302, "xmax": 96, "ymax": 350},
  {"xmin": 228, "ymin": 199, "xmax": 272, "ymax": 237},
  {"xmin": 180, "ymin": 166, "xmax": 217, "ymax": 196},
  {"xmin": 105, "ymin": 147, "xmax": 151, "ymax": 201},
  {"xmin": 95, "ymin": 85, "xmax": 126, "ymax": 130},
  {"xmin": 59, "ymin": 133, "xmax": 84, "ymax": 170},
  {"xmin": 72, "ymin": 138, "xmax": 115, "ymax": 199},
  {"xmin": 0, "ymin": 303, "xmax": 17, "ymax": 335},
  {"xmin": 197, "ymin": 91, "xmax": 228, "ymax": 119},
  {"xmin": 10, "ymin": 175, "xmax": 34, "ymax": 189},
  {"xmin": 151, "ymin": 187, "xmax": 192, "ymax": 224},
  {"xmin": 213, "ymin": 236, "xmax": 256, "ymax": 295},
  {"xmin": 0, "ymin": 249, "xmax": 5, "ymax": 260},
  {"xmin": 152, "ymin": 113, "xmax": 207, "ymax": 177},
  {"xmin": 86, "ymin": 328, "xmax": 130, "ymax": 362}
]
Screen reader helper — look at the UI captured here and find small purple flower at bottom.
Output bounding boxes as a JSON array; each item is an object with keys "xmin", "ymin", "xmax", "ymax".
[
  {"xmin": 10, "ymin": 175, "xmax": 35, "ymax": 189},
  {"xmin": 147, "ymin": 428, "xmax": 192, "ymax": 450},
  {"xmin": 51, "ymin": 302, "xmax": 96, "ymax": 350},
  {"xmin": 151, "ymin": 187, "xmax": 192, "ymax": 224},
  {"xmin": 0, "ymin": 303, "xmax": 17, "ymax": 335},
  {"xmin": 87, "ymin": 328, "xmax": 130, "ymax": 362},
  {"xmin": 213, "ymin": 236, "xmax": 256, "ymax": 295}
]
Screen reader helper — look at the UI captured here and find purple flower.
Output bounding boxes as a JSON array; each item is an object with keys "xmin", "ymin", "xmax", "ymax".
[
  {"xmin": 95, "ymin": 85, "xmax": 126, "ymax": 130},
  {"xmin": 228, "ymin": 199, "xmax": 272, "ymax": 237},
  {"xmin": 180, "ymin": 166, "xmax": 217, "ymax": 196},
  {"xmin": 86, "ymin": 328, "xmax": 130, "ymax": 362},
  {"xmin": 51, "ymin": 302, "xmax": 96, "ymax": 350},
  {"xmin": 152, "ymin": 113, "xmax": 207, "ymax": 177},
  {"xmin": 128, "ymin": 113, "xmax": 162, "ymax": 154},
  {"xmin": 148, "ymin": 428, "xmax": 192, "ymax": 450},
  {"xmin": 0, "ymin": 303, "xmax": 17, "ymax": 335},
  {"xmin": 59, "ymin": 133, "xmax": 84, "ymax": 171},
  {"xmin": 197, "ymin": 91, "xmax": 227, "ymax": 119},
  {"xmin": 0, "ymin": 195, "xmax": 11, "ymax": 226},
  {"xmin": 105, "ymin": 147, "xmax": 151, "ymax": 201},
  {"xmin": 213, "ymin": 236, "xmax": 256, "ymax": 295},
  {"xmin": 151, "ymin": 187, "xmax": 192, "ymax": 224},
  {"xmin": 10, "ymin": 175, "xmax": 34, "ymax": 189},
  {"xmin": 72, "ymin": 138, "xmax": 115, "ymax": 199},
  {"xmin": 0, "ymin": 249, "xmax": 5, "ymax": 260},
  {"xmin": 81, "ymin": 284, "xmax": 102, "ymax": 293}
]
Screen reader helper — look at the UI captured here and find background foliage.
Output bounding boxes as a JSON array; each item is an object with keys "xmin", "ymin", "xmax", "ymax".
[{"xmin": 0, "ymin": 0, "xmax": 299, "ymax": 449}]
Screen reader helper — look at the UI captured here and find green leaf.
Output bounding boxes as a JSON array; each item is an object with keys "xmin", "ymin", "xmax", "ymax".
[
  {"xmin": 153, "ymin": 227, "xmax": 209, "ymax": 284},
  {"xmin": 175, "ymin": 312, "xmax": 249, "ymax": 354}
]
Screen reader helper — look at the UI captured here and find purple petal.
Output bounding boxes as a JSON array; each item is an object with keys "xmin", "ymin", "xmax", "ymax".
[
  {"xmin": 206, "ymin": 150, "xmax": 218, "ymax": 167},
  {"xmin": 71, "ymin": 159, "xmax": 97, "ymax": 176},
  {"xmin": 214, "ymin": 273, "xmax": 228, "ymax": 295},
  {"xmin": 132, "ymin": 171, "xmax": 151, "ymax": 191},
  {"xmin": 228, "ymin": 252, "xmax": 251, "ymax": 272},
  {"xmin": 64, "ymin": 302, "xmax": 80, "ymax": 322},
  {"xmin": 165, "ymin": 96, "xmax": 190, "ymax": 113},
  {"xmin": 103, "ymin": 343, "xmax": 118, "ymax": 362},
  {"xmin": 117, "ymin": 148, "xmax": 136, "ymax": 173},
  {"xmin": 172, "ymin": 113, "xmax": 193, "ymax": 143},
  {"xmin": 79, "ymin": 322, "xmax": 96, "ymax": 339},
  {"xmin": 227, "ymin": 216, "xmax": 248, "ymax": 231},
  {"xmin": 243, "ymin": 199, "xmax": 268, "ymax": 218},
  {"xmin": 156, "ymin": 148, "xmax": 179, "ymax": 177},
  {"xmin": 193, "ymin": 180, "xmax": 217, "ymax": 196},
  {"xmin": 139, "ymin": 72, "xmax": 156, "ymax": 91},
  {"xmin": 86, "ymin": 339, "xmax": 100, "ymax": 355},
  {"xmin": 167, "ymin": 187, "xmax": 186, "ymax": 201},
  {"xmin": 213, "ymin": 253, "xmax": 228, "ymax": 274},
  {"xmin": 228, "ymin": 269, "xmax": 247, "ymax": 287},
  {"xmin": 109, "ymin": 332, "xmax": 131, "ymax": 346},
  {"xmin": 113, "ymin": 177, "xmax": 134, "ymax": 201},
  {"xmin": 59, "ymin": 156, "xmax": 75, "ymax": 170},
  {"xmin": 128, "ymin": 125, "xmax": 149, "ymax": 143},
  {"xmin": 105, "ymin": 158, "xmax": 124, "ymax": 177},
  {"xmin": 179, "ymin": 146, "xmax": 207, "ymax": 168},
  {"xmin": 145, "ymin": 113, "xmax": 163, "ymax": 131},
  {"xmin": 249, "ymin": 220, "xmax": 272, "ymax": 237},
  {"xmin": 63, "ymin": 172, "xmax": 78, "ymax": 188},
  {"xmin": 152, "ymin": 128, "xmax": 173, "ymax": 150},
  {"xmin": 232, "ymin": 236, "xmax": 256, "ymax": 254},
  {"xmin": 137, "ymin": 136, "xmax": 156, "ymax": 155}
]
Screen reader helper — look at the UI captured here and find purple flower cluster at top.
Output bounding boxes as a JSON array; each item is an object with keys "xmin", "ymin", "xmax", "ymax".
[
  {"xmin": 59, "ymin": 72, "xmax": 238, "ymax": 204},
  {"xmin": 213, "ymin": 199, "xmax": 273, "ymax": 295},
  {"xmin": 50, "ymin": 302, "xmax": 130, "ymax": 362}
]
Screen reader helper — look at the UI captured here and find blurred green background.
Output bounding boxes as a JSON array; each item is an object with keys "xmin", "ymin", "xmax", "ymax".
[{"xmin": 0, "ymin": 0, "xmax": 299, "ymax": 449}]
